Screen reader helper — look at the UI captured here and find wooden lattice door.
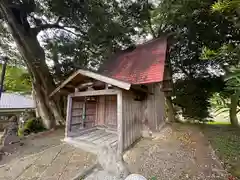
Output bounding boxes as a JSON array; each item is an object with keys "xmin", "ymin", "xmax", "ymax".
[
  {"xmin": 105, "ymin": 95, "xmax": 117, "ymax": 129},
  {"xmin": 84, "ymin": 96, "xmax": 97, "ymax": 128},
  {"xmin": 71, "ymin": 97, "xmax": 85, "ymax": 131},
  {"xmin": 71, "ymin": 97, "xmax": 96, "ymax": 130}
]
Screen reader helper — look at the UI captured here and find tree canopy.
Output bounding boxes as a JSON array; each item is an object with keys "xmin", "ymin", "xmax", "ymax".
[
  {"xmin": 139, "ymin": 0, "xmax": 239, "ymax": 121},
  {"xmin": 0, "ymin": 0, "xmax": 239, "ymax": 126},
  {"xmin": 3, "ymin": 65, "xmax": 31, "ymax": 93},
  {"xmin": 0, "ymin": 0, "xmax": 146, "ymax": 128}
]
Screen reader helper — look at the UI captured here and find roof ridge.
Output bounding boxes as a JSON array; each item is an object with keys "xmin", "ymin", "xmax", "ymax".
[{"xmin": 136, "ymin": 37, "xmax": 167, "ymax": 47}]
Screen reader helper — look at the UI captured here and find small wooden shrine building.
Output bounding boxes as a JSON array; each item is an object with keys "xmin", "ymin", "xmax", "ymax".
[{"xmin": 50, "ymin": 37, "xmax": 169, "ymax": 155}]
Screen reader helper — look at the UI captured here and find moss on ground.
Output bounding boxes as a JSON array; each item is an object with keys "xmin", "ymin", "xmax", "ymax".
[{"xmin": 200, "ymin": 124, "xmax": 240, "ymax": 178}]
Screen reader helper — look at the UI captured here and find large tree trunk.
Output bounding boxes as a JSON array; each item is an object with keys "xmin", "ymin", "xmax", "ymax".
[
  {"xmin": 0, "ymin": 2, "xmax": 64, "ymax": 129},
  {"xmin": 229, "ymin": 90, "xmax": 240, "ymax": 127}
]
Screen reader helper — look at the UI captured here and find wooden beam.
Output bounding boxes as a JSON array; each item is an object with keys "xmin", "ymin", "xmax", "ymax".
[
  {"xmin": 131, "ymin": 86, "xmax": 152, "ymax": 94},
  {"xmin": 77, "ymin": 69, "xmax": 131, "ymax": 90},
  {"xmin": 105, "ymin": 83, "xmax": 109, "ymax": 89},
  {"xmin": 117, "ymin": 90, "xmax": 123, "ymax": 156},
  {"xmin": 71, "ymin": 89, "xmax": 119, "ymax": 97},
  {"xmin": 65, "ymin": 95, "xmax": 72, "ymax": 138},
  {"xmin": 77, "ymin": 82, "xmax": 93, "ymax": 89},
  {"xmin": 50, "ymin": 71, "xmax": 81, "ymax": 97},
  {"xmin": 65, "ymin": 84, "xmax": 76, "ymax": 88},
  {"xmin": 50, "ymin": 69, "xmax": 131, "ymax": 97},
  {"xmin": 59, "ymin": 89, "xmax": 73, "ymax": 94}
]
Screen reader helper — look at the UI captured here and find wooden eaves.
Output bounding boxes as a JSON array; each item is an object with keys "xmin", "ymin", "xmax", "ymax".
[{"xmin": 49, "ymin": 69, "xmax": 132, "ymax": 97}]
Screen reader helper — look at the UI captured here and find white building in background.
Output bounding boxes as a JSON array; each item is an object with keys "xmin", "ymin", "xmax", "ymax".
[{"xmin": 0, "ymin": 93, "xmax": 35, "ymax": 114}]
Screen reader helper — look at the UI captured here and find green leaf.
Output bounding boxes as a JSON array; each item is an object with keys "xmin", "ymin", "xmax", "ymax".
[
  {"xmin": 2, "ymin": 65, "xmax": 31, "ymax": 93},
  {"xmin": 212, "ymin": 0, "xmax": 231, "ymax": 12},
  {"xmin": 151, "ymin": 176, "xmax": 157, "ymax": 180}
]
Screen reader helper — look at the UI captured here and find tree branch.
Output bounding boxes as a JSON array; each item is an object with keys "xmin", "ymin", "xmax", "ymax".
[
  {"xmin": 56, "ymin": 16, "xmax": 62, "ymax": 24},
  {"xmin": 146, "ymin": 0, "xmax": 156, "ymax": 38},
  {"xmin": 33, "ymin": 23, "xmax": 79, "ymax": 36},
  {"xmin": 176, "ymin": 63, "xmax": 192, "ymax": 78},
  {"xmin": 58, "ymin": 27, "xmax": 79, "ymax": 36},
  {"xmin": 32, "ymin": 16, "xmax": 89, "ymax": 37},
  {"xmin": 220, "ymin": 63, "xmax": 231, "ymax": 74},
  {"xmin": 147, "ymin": 16, "xmax": 156, "ymax": 38}
]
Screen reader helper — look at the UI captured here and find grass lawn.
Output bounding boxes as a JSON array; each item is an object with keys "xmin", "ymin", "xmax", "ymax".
[
  {"xmin": 207, "ymin": 121, "xmax": 231, "ymax": 125},
  {"xmin": 199, "ymin": 123, "xmax": 240, "ymax": 178}
]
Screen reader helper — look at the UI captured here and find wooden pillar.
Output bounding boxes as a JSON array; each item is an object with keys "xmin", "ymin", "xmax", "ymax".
[
  {"xmin": 117, "ymin": 90, "xmax": 123, "ymax": 156},
  {"xmin": 162, "ymin": 43, "xmax": 174, "ymax": 122},
  {"xmin": 65, "ymin": 94, "xmax": 72, "ymax": 138}
]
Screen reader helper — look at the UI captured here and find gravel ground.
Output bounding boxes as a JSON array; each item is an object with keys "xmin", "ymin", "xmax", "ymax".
[
  {"xmin": 0, "ymin": 144, "xmax": 96, "ymax": 180},
  {"xmin": 124, "ymin": 124, "xmax": 229, "ymax": 180},
  {"xmin": 0, "ymin": 125, "xmax": 231, "ymax": 180},
  {"xmin": 0, "ymin": 129, "xmax": 97, "ymax": 180},
  {"xmin": 84, "ymin": 170, "xmax": 119, "ymax": 180},
  {"xmin": 0, "ymin": 128, "xmax": 64, "ymax": 165}
]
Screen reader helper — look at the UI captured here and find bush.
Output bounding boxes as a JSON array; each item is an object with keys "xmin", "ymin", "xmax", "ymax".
[
  {"xmin": 18, "ymin": 118, "xmax": 46, "ymax": 136},
  {"xmin": 173, "ymin": 77, "xmax": 225, "ymax": 121},
  {"xmin": 17, "ymin": 128, "xmax": 24, "ymax": 137}
]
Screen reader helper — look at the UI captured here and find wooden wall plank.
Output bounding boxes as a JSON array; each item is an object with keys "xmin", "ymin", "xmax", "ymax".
[
  {"xmin": 65, "ymin": 95, "xmax": 72, "ymax": 138},
  {"xmin": 153, "ymin": 83, "xmax": 165, "ymax": 130},
  {"xmin": 130, "ymin": 99, "xmax": 133, "ymax": 146},
  {"xmin": 95, "ymin": 97, "xmax": 99, "ymax": 126},
  {"xmin": 126, "ymin": 97, "xmax": 129, "ymax": 149},
  {"xmin": 71, "ymin": 100, "xmax": 85, "ymax": 130},
  {"xmin": 122, "ymin": 90, "xmax": 142, "ymax": 151},
  {"xmin": 143, "ymin": 83, "xmax": 165, "ymax": 133},
  {"xmin": 105, "ymin": 95, "xmax": 117, "ymax": 128},
  {"xmin": 117, "ymin": 90, "xmax": 123, "ymax": 155},
  {"xmin": 96, "ymin": 96, "xmax": 105, "ymax": 126},
  {"xmin": 84, "ymin": 100, "xmax": 97, "ymax": 128}
]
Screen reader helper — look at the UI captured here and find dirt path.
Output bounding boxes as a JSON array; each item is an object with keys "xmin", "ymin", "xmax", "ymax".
[
  {"xmin": 0, "ymin": 129, "xmax": 96, "ymax": 180},
  {"xmin": 0, "ymin": 144, "xmax": 96, "ymax": 180},
  {"xmin": 0, "ymin": 125, "xmax": 231, "ymax": 180},
  {"xmin": 0, "ymin": 129, "xmax": 64, "ymax": 165},
  {"xmin": 124, "ymin": 124, "xmax": 229, "ymax": 180}
]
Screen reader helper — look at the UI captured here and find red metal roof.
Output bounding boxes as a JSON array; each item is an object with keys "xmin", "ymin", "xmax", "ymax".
[{"xmin": 100, "ymin": 37, "xmax": 167, "ymax": 84}]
